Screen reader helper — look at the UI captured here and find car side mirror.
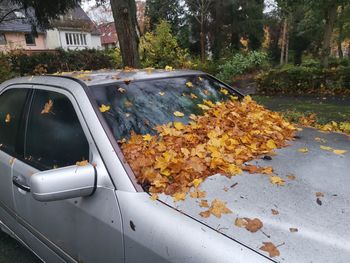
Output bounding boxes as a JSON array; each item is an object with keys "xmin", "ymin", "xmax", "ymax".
[{"xmin": 30, "ymin": 164, "xmax": 97, "ymax": 202}]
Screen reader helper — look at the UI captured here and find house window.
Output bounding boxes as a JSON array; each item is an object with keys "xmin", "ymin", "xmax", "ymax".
[
  {"xmin": 65, "ymin": 33, "xmax": 87, "ymax": 46},
  {"xmin": 25, "ymin": 34, "xmax": 35, "ymax": 45},
  {"xmin": 0, "ymin": 33, "xmax": 6, "ymax": 45}
]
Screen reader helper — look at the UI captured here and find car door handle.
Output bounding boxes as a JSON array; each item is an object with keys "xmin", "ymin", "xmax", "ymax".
[{"xmin": 13, "ymin": 175, "xmax": 31, "ymax": 192}]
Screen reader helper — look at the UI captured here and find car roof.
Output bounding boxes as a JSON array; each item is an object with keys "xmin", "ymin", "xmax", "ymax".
[{"xmin": 1, "ymin": 69, "xmax": 206, "ymax": 89}]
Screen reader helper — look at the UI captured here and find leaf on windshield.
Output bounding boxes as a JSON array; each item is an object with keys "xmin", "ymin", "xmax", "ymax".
[
  {"xmin": 198, "ymin": 76, "xmax": 203, "ymax": 81},
  {"xmin": 99, "ymin": 104, "xmax": 110, "ymax": 113},
  {"xmin": 118, "ymin": 87, "xmax": 126, "ymax": 93},
  {"xmin": 186, "ymin": 81, "xmax": 194, "ymax": 88},
  {"xmin": 197, "ymin": 104, "xmax": 210, "ymax": 110},
  {"xmin": 220, "ymin": 88, "xmax": 228, "ymax": 95},
  {"xmin": 142, "ymin": 134, "xmax": 152, "ymax": 142},
  {"xmin": 190, "ymin": 93, "xmax": 198, "ymax": 99},
  {"xmin": 5, "ymin": 113, "xmax": 11, "ymax": 123},
  {"xmin": 41, "ymin": 99, "xmax": 53, "ymax": 114},
  {"xmin": 173, "ymin": 111, "xmax": 184, "ymax": 117},
  {"xmin": 159, "ymin": 91, "xmax": 165, "ymax": 96},
  {"xmin": 124, "ymin": 79, "xmax": 132, "ymax": 85},
  {"xmin": 174, "ymin": 122, "xmax": 185, "ymax": 130},
  {"xmin": 260, "ymin": 242, "xmax": 280, "ymax": 258},
  {"xmin": 269, "ymin": 176, "xmax": 285, "ymax": 186}
]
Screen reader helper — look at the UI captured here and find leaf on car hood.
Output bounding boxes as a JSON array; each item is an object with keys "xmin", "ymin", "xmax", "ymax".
[
  {"xmin": 260, "ymin": 242, "xmax": 280, "ymax": 258},
  {"xmin": 200, "ymin": 199, "xmax": 232, "ymax": 218}
]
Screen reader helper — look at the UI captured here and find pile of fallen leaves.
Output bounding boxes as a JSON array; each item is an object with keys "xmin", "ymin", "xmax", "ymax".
[{"xmin": 121, "ymin": 96, "xmax": 296, "ymax": 197}]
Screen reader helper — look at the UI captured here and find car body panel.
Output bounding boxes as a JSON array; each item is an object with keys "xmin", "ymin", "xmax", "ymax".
[
  {"xmin": 117, "ymin": 190, "xmax": 272, "ymax": 263},
  {"xmin": 158, "ymin": 128, "xmax": 350, "ymax": 262}
]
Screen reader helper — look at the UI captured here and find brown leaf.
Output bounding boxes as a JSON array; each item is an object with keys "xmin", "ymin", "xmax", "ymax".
[
  {"xmin": 244, "ymin": 218, "xmax": 263, "ymax": 233},
  {"xmin": 190, "ymin": 190, "xmax": 206, "ymax": 199},
  {"xmin": 199, "ymin": 200, "xmax": 209, "ymax": 208},
  {"xmin": 316, "ymin": 192, "xmax": 324, "ymax": 198},
  {"xmin": 271, "ymin": 209, "xmax": 279, "ymax": 215},
  {"xmin": 209, "ymin": 199, "xmax": 232, "ymax": 218},
  {"xmin": 199, "ymin": 210, "xmax": 211, "ymax": 218},
  {"xmin": 41, "ymin": 99, "xmax": 53, "ymax": 114},
  {"xmin": 260, "ymin": 242, "xmax": 280, "ymax": 258},
  {"xmin": 287, "ymin": 174, "xmax": 296, "ymax": 180}
]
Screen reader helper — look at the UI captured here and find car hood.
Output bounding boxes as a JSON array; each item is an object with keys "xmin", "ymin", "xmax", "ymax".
[{"xmin": 158, "ymin": 128, "xmax": 350, "ymax": 262}]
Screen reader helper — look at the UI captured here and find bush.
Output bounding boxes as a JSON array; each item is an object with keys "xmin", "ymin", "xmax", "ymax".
[
  {"xmin": 257, "ymin": 65, "xmax": 350, "ymax": 95},
  {"xmin": 217, "ymin": 51, "xmax": 269, "ymax": 83},
  {"xmin": 139, "ymin": 20, "xmax": 190, "ymax": 68},
  {"xmin": 0, "ymin": 54, "xmax": 17, "ymax": 83},
  {"xmin": 7, "ymin": 49, "xmax": 115, "ymax": 76}
]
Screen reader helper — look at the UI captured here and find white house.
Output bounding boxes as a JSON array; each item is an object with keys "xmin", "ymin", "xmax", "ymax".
[{"xmin": 45, "ymin": 6, "xmax": 102, "ymax": 51}]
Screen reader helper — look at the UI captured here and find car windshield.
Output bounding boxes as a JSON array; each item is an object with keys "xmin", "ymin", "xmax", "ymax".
[{"xmin": 90, "ymin": 75, "xmax": 240, "ymax": 140}]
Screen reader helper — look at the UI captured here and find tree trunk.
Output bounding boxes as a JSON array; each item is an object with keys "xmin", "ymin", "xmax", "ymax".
[
  {"xmin": 200, "ymin": 15, "xmax": 205, "ymax": 62},
  {"xmin": 337, "ymin": 40, "xmax": 343, "ymax": 59},
  {"xmin": 213, "ymin": 0, "xmax": 223, "ymax": 60},
  {"xmin": 280, "ymin": 18, "xmax": 287, "ymax": 66},
  {"xmin": 110, "ymin": 0, "xmax": 140, "ymax": 68},
  {"xmin": 321, "ymin": 4, "xmax": 338, "ymax": 67},
  {"xmin": 285, "ymin": 30, "xmax": 289, "ymax": 64}
]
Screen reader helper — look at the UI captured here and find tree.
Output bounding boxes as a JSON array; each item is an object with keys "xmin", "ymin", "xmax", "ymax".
[
  {"xmin": 186, "ymin": 0, "xmax": 213, "ymax": 62},
  {"xmin": 145, "ymin": 0, "xmax": 184, "ymax": 34},
  {"xmin": 110, "ymin": 0, "xmax": 140, "ymax": 67},
  {"xmin": 0, "ymin": 0, "xmax": 81, "ymax": 32}
]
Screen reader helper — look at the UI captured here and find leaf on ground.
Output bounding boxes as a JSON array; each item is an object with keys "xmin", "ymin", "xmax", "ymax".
[
  {"xmin": 99, "ymin": 104, "xmax": 110, "ymax": 113},
  {"xmin": 260, "ymin": 242, "xmax": 280, "ymax": 258},
  {"xmin": 270, "ymin": 175, "xmax": 285, "ymax": 186}
]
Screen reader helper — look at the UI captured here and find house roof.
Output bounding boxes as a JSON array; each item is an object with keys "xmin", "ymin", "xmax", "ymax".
[
  {"xmin": 0, "ymin": 0, "xmax": 44, "ymax": 33},
  {"xmin": 52, "ymin": 6, "xmax": 101, "ymax": 35},
  {"xmin": 98, "ymin": 22, "xmax": 118, "ymax": 45}
]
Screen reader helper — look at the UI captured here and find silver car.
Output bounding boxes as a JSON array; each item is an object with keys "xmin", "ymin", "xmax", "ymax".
[{"xmin": 0, "ymin": 70, "xmax": 349, "ymax": 263}]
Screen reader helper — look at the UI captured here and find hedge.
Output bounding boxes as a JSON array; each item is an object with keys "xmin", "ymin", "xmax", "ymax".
[
  {"xmin": 256, "ymin": 66, "xmax": 350, "ymax": 95},
  {"xmin": 6, "ymin": 49, "xmax": 115, "ymax": 76}
]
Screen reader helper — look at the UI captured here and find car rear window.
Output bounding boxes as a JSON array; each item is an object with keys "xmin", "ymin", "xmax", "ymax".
[{"xmin": 90, "ymin": 75, "xmax": 240, "ymax": 140}]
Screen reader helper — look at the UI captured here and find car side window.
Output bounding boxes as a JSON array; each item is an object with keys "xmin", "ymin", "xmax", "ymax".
[
  {"xmin": 25, "ymin": 89, "xmax": 89, "ymax": 170},
  {"xmin": 0, "ymin": 88, "xmax": 29, "ymax": 155}
]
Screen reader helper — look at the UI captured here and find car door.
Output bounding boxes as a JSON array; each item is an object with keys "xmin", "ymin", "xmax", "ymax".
[
  {"xmin": 0, "ymin": 86, "xmax": 31, "ymax": 237},
  {"xmin": 12, "ymin": 87, "xmax": 124, "ymax": 263}
]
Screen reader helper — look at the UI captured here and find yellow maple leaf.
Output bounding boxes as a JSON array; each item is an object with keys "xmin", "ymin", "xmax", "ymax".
[
  {"xmin": 150, "ymin": 193, "xmax": 158, "ymax": 201},
  {"xmin": 269, "ymin": 175, "xmax": 285, "ymax": 186},
  {"xmin": 173, "ymin": 111, "xmax": 184, "ymax": 117},
  {"xmin": 197, "ymin": 104, "xmax": 210, "ymax": 110},
  {"xmin": 165, "ymin": 65, "xmax": 173, "ymax": 71},
  {"xmin": 99, "ymin": 104, "xmax": 110, "ymax": 113},
  {"xmin": 298, "ymin": 147, "xmax": 309, "ymax": 153},
  {"xmin": 5, "ymin": 113, "xmax": 11, "ymax": 123},
  {"xmin": 190, "ymin": 93, "xmax": 198, "ymax": 99},
  {"xmin": 320, "ymin": 145, "xmax": 332, "ymax": 151},
  {"xmin": 209, "ymin": 199, "xmax": 232, "ymax": 218},
  {"xmin": 186, "ymin": 82, "xmax": 194, "ymax": 88},
  {"xmin": 190, "ymin": 190, "xmax": 206, "ymax": 198},
  {"xmin": 333, "ymin": 149, "xmax": 347, "ymax": 155},
  {"xmin": 220, "ymin": 88, "xmax": 229, "ymax": 95},
  {"xmin": 142, "ymin": 134, "xmax": 152, "ymax": 142},
  {"xmin": 172, "ymin": 192, "xmax": 186, "ymax": 202},
  {"xmin": 76, "ymin": 160, "xmax": 89, "ymax": 166},
  {"xmin": 174, "ymin": 122, "xmax": 185, "ymax": 130},
  {"xmin": 159, "ymin": 91, "xmax": 165, "ymax": 96},
  {"xmin": 192, "ymin": 178, "xmax": 203, "ymax": 188},
  {"xmin": 266, "ymin": 139, "xmax": 277, "ymax": 149}
]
